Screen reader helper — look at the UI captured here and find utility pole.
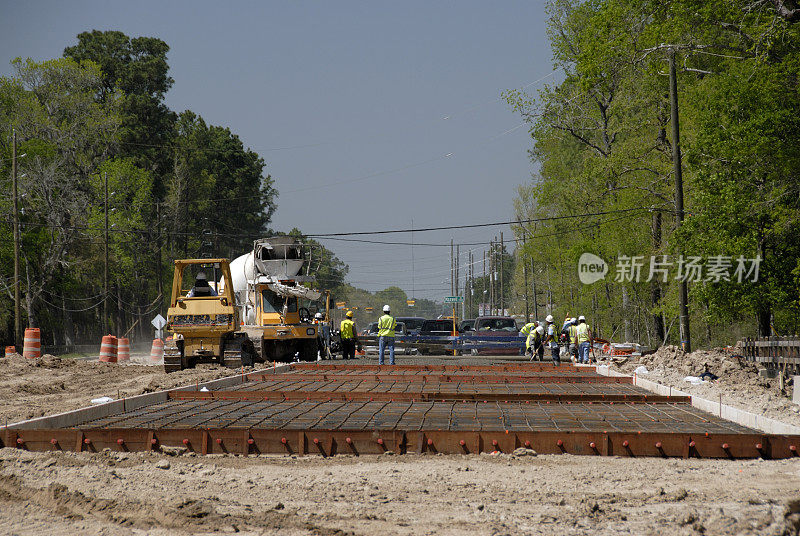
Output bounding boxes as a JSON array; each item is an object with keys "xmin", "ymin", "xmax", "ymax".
[
  {"xmin": 531, "ymin": 257, "xmax": 539, "ymax": 320},
  {"xmin": 450, "ymin": 238, "xmax": 454, "ymax": 296},
  {"xmin": 482, "ymin": 249, "xmax": 486, "ymax": 316},
  {"xmin": 489, "ymin": 240, "xmax": 494, "ymax": 314},
  {"xmin": 11, "ymin": 130, "xmax": 21, "ymax": 348},
  {"xmin": 156, "ymin": 202, "xmax": 164, "ymax": 316},
  {"xmin": 523, "ymin": 260, "xmax": 529, "ymax": 322},
  {"xmin": 499, "ymin": 232, "xmax": 504, "ymax": 315},
  {"xmin": 669, "ymin": 49, "xmax": 691, "ymax": 353},
  {"xmin": 103, "ymin": 171, "xmax": 109, "ymax": 335}
]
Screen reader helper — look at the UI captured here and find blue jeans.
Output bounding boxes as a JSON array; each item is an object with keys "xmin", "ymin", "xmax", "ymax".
[
  {"xmin": 378, "ymin": 336, "xmax": 395, "ymax": 365},
  {"xmin": 579, "ymin": 342, "xmax": 591, "ymax": 363},
  {"xmin": 550, "ymin": 346, "xmax": 560, "ymax": 365}
]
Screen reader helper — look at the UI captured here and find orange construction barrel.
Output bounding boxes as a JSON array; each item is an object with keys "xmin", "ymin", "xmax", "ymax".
[
  {"xmin": 99, "ymin": 335, "xmax": 118, "ymax": 363},
  {"xmin": 117, "ymin": 337, "xmax": 130, "ymax": 362},
  {"xmin": 150, "ymin": 339, "xmax": 164, "ymax": 362},
  {"xmin": 23, "ymin": 328, "xmax": 41, "ymax": 359},
  {"xmin": 5, "ymin": 346, "xmax": 16, "ymax": 357}
]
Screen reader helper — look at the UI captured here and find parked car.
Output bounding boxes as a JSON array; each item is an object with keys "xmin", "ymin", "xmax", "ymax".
[
  {"xmin": 395, "ymin": 316, "xmax": 426, "ymax": 335},
  {"xmin": 459, "ymin": 319, "xmax": 475, "ymax": 332},
  {"xmin": 417, "ymin": 319, "xmax": 459, "ymax": 355},
  {"xmin": 469, "ymin": 316, "xmax": 523, "ymax": 356}
]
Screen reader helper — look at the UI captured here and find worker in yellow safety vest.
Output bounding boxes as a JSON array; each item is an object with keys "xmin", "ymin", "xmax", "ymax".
[
  {"xmin": 377, "ymin": 304, "xmax": 397, "ymax": 365},
  {"xmin": 567, "ymin": 318, "xmax": 578, "ymax": 361},
  {"xmin": 520, "ymin": 321, "xmax": 538, "ymax": 357},
  {"xmin": 527, "ymin": 325, "xmax": 545, "ymax": 361},
  {"xmin": 340, "ymin": 310, "xmax": 358, "ymax": 360},
  {"xmin": 576, "ymin": 315, "xmax": 593, "ymax": 364}
]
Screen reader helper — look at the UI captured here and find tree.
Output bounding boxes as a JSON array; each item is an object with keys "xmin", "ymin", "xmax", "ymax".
[
  {"xmin": 164, "ymin": 111, "xmax": 278, "ymax": 259},
  {"xmin": 0, "ymin": 57, "xmax": 121, "ymax": 331},
  {"xmin": 64, "ymin": 30, "xmax": 176, "ymax": 185}
]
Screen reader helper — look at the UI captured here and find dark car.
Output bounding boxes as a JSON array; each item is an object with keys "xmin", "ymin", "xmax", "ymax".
[
  {"xmin": 396, "ymin": 316, "xmax": 426, "ymax": 335},
  {"xmin": 469, "ymin": 316, "xmax": 523, "ymax": 355},
  {"xmin": 459, "ymin": 319, "xmax": 475, "ymax": 332},
  {"xmin": 417, "ymin": 319, "xmax": 459, "ymax": 355}
]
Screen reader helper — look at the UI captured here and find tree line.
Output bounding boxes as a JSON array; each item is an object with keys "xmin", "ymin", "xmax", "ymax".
[
  {"xmin": 506, "ymin": 0, "xmax": 800, "ymax": 347},
  {"xmin": 0, "ymin": 31, "xmax": 351, "ymax": 348}
]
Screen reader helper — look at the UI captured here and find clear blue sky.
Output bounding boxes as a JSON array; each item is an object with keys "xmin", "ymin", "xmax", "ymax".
[{"xmin": 0, "ymin": 1, "xmax": 555, "ymax": 301}]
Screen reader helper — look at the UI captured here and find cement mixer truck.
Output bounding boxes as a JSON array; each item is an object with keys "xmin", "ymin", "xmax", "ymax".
[{"xmin": 163, "ymin": 237, "xmax": 327, "ymax": 372}]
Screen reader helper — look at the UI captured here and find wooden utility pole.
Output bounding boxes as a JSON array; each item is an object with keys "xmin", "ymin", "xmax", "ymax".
[
  {"xmin": 482, "ymin": 249, "xmax": 486, "ymax": 316},
  {"xmin": 523, "ymin": 260, "xmax": 529, "ymax": 322},
  {"xmin": 103, "ymin": 171, "xmax": 109, "ymax": 335},
  {"xmin": 156, "ymin": 202, "xmax": 164, "ymax": 316},
  {"xmin": 499, "ymin": 232, "xmax": 504, "ymax": 314},
  {"xmin": 11, "ymin": 130, "xmax": 21, "ymax": 348},
  {"xmin": 669, "ymin": 49, "xmax": 691, "ymax": 353},
  {"xmin": 450, "ymin": 239, "xmax": 454, "ymax": 296},
  {"xmin": 531, "ymin": 257, "xmax": 539, "ymax": 320},
  {"xmin": 489, "ymin": 240, "xmax": 494, "ymax": 313}
]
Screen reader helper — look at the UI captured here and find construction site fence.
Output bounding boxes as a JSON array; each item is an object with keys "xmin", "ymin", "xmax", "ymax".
[{"xmin": 740, "ymin": 336, "xmax": 800, "ymax": 370}]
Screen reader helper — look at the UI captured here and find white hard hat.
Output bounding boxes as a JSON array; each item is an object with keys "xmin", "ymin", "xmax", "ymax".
[
  {"xmin": 314, "ymin": 312, "xmax": 323, "ymax": 320},
  {"xmin": 536, "ymin": 326, "xmax": 544, "ymax": 335},
  {"xmin": 545, "ymin": 314, "xmax": 554, "ymax": 323},
  {"xmin": 571, "ymin": 317, "xmax": 577, "ymax": 324},
  {"xmin": 383, "ymin": 304, "xmax": 390, "ymax": 313},
  {"xmin": 579, "ymin": 315, "xmax": 586, "ymax": 322}
]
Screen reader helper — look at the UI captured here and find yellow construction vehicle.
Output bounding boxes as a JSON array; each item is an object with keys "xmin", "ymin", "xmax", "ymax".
[
  {"xmin": 230, "ymin": 237, "xmax": 323, "ymax": 362},
  {"xmin": 163, "ymin": 238, "xmax": 328, "ymax": 372},
  {"xmin": 163, "ymin": 259, "xmax": 254, "ymax": 372}
]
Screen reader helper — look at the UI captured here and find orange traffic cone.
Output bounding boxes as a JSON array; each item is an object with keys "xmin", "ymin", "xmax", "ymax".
[
  {"xmin": 99, "ymin": 335, "xmax": 118, "ymax": 363},
  {"xmin": 23, "ymin": 328, "xmax": 41, "ymax": 359},
  {"xmin": 150, "ymin": 339, "xmax": 164, "ymax": 362},
  {"xmin": 117, "ymin": 337, "xmax": 130, "ymax": 362}
]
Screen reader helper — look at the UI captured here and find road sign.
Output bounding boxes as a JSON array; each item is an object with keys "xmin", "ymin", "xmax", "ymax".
[
  {"xmin": 406, "ymin": 300, "xmax": 416, "ymax": 307},
  {"xmin": 151, "ymin": 314, "xmax": 166, "ymax": 330},
  {"xmin": 335, "ymin": 301, "xmax": 346, "ymax": 310},
  {"xmin": 444, "ymin": 296, "xmax": 464, "ymax": 303}
]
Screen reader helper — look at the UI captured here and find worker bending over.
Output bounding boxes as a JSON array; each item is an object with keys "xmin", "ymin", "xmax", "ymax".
[
  {"xmin": 377, "ymin": 304, "xmax": 397, "ymax": 365},
  {"xmin": 527, "ymin": 324, "xmax": 545, "ymax": 361},
  {"xmin": 545, "ymin": 314, "xmax": 560, "ymax": 365},
  {"xmin": 520, "ymin": 320, "xmax": 538, "ymax": 357}
]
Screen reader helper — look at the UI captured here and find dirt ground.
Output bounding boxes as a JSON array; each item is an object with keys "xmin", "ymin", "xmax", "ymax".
[
  {"xmin": 0, "ymin": 353, "xmax": 240, "ymax": 425},
  {"xmin": 608, "ymin": 346, "xmax": 800, "ymax": 428},
  {"xmin": 0, "ymin": 447, "xmax": 799, "ymax": 535},
  {"xmin": 2, "ymin": 352, "xmax": 800, "ymax": 535}
]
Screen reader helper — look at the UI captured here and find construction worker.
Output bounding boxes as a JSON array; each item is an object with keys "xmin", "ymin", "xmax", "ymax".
[
  {"xmin": 567, "ymin": 318, "xmax": 578, "ymax": 361},
  {"xmin": 377, "ymin": 304, "xmax": 397, "ymax": 365},
  {"xmin": 527, "ymin": 324, "xmax": 545, "ymax": 361},
  {"xmin": 315, "ymin": 312, "xmax": 331, "ymax": 360},
  {"xmin": 576, "ymin": 315, "xmax": 593, "ymax": 364},
  {"xmin": 340, "ymin": 310, "xmax": 357, "ymax": 360},
  {"xmin": 545, "ymin": 314, "xmax": 560, "ymax": 365},
  {"xmin": 520, "ymin": 320, "xmax": 538, "ymax": 357}
]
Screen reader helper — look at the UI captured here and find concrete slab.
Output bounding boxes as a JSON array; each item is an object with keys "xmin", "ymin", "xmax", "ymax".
[
  {"xmin": 596, "ymin": 365, "xmax": 800, "ymax": 436},
  {"xmin": 0, "ymin": 363, "xmax": 292, "ymax": 431}
]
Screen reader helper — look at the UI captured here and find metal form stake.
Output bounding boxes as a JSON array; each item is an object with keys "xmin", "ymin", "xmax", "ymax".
[
  {"xmin": 11, "ymin": 130, "xmax": 21, "ymax": 348},
  {"xmin": 669, "ymin": 50, "xmax": 691, "ymax": 353}
]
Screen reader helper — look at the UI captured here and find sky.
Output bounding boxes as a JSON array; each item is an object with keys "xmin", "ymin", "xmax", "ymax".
[{"xmin": 0, "ymin": 1, "xmax": 556, "ymax": 301}]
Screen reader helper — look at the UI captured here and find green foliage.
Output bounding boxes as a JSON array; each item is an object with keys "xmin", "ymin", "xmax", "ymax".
[{"xmin": 507, "ymin": 0, "xmax": 800, "ymax": 345}]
